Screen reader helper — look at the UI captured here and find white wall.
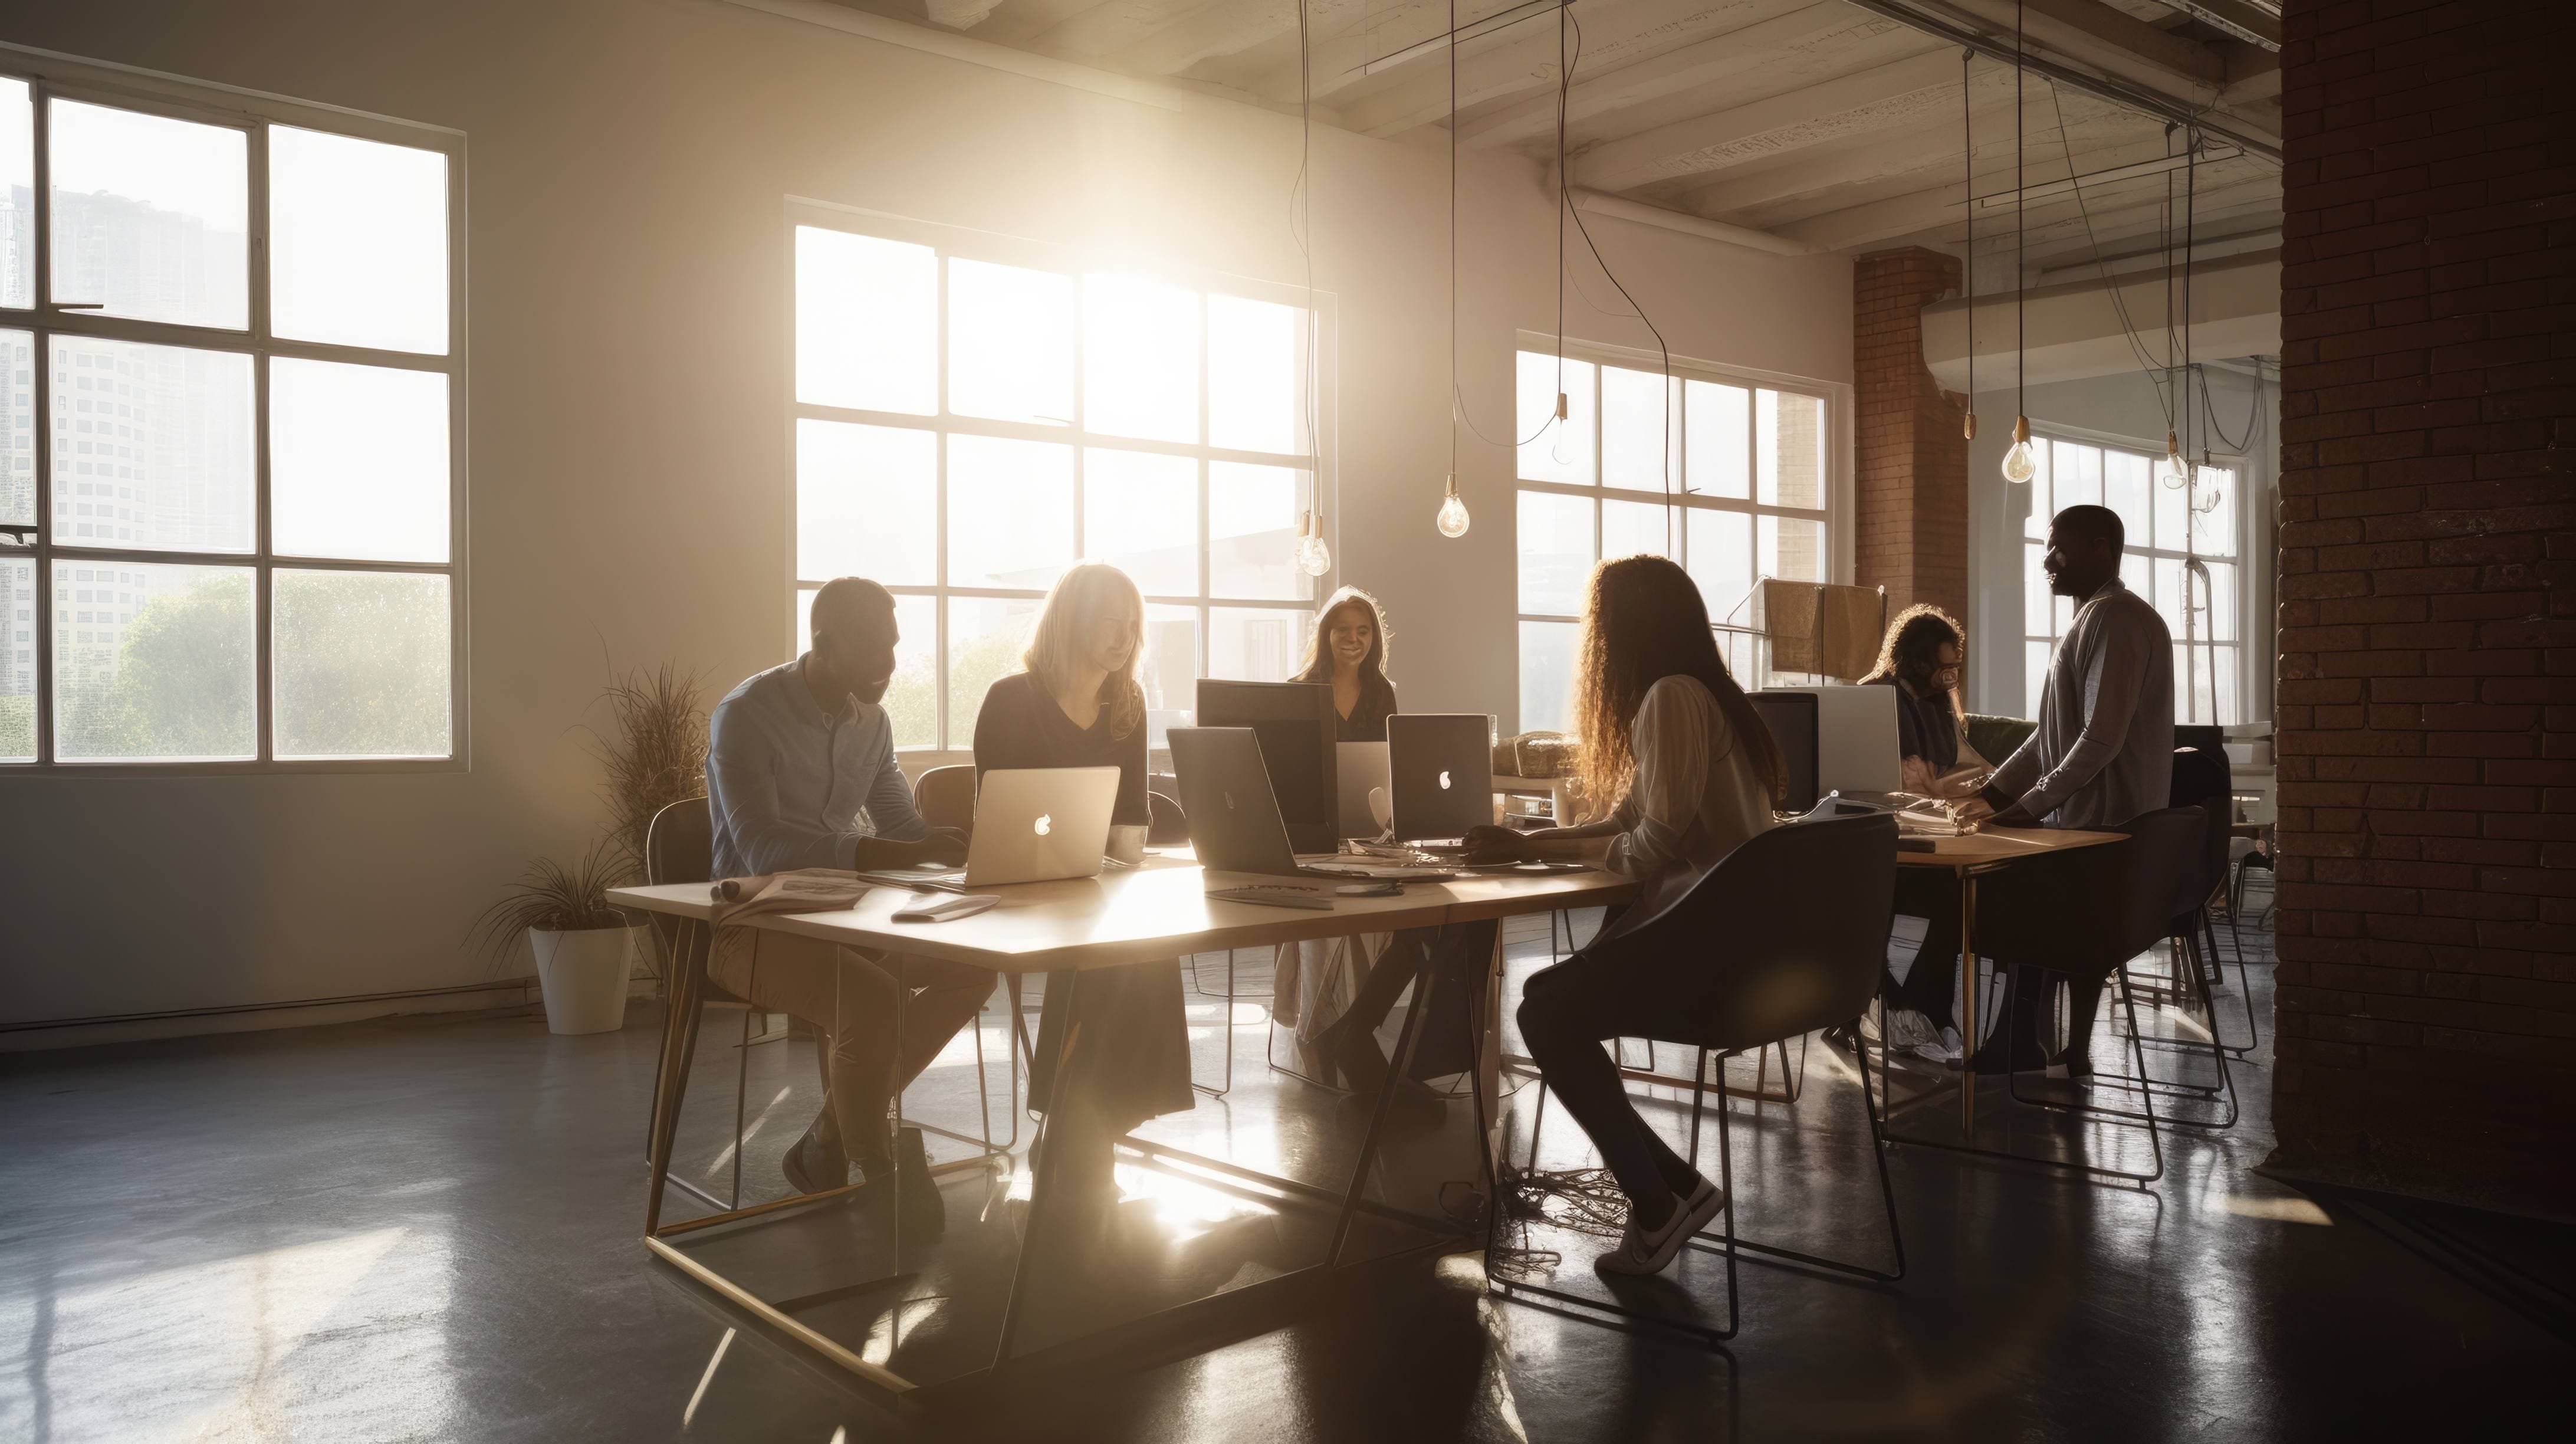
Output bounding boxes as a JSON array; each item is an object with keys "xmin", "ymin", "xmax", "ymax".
[
  {"xmin": 0, "ymin": 0, "xmax": 1851, "ymax": 1026},
  {"xmin": 1963, "ymin": 362, "xmax": 2278, "ymax": 719}
]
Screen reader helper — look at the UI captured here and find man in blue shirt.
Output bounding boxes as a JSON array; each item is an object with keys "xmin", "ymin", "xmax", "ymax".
[{"xmin": 705, "ymin": 577, "xmax": 985, "ymax": 1228}]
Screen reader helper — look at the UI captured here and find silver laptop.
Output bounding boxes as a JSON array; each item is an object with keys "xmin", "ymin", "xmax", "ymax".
[
  {"xmin": 860, "ymin": 766, "xmax": 1120, "ymax": 891},
  {"xmin": 1171, "ymin": 728, "xmax": 1452, "ymax": 881}
]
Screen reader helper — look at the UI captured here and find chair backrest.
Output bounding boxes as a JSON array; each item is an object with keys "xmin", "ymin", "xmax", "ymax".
[
  {"xmin": 1148, "ymin": 790, "xmax": 1188, "ymax": 845},
  {"xmin": 647, "ymin": 796, "xmax": 714, "ymax": 887},
  {"xmin": 1983, "ymin": 806, "xmax": 2207, "ymax": 980},
  {"xmin": 1589, "ymin": 812, "xmax": 1899, "ymax": 1054},
  {"xmin": 914, "ymin": 764, "xmax": 977, "ymax": 834}
]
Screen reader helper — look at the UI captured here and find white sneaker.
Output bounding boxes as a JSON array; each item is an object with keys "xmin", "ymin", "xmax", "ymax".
[{"xmin": 1595, "ymin": 1174, "xmax": 1729, "ymax": 1278}]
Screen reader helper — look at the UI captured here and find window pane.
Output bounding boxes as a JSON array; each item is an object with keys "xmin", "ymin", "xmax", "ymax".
[
  {"xmin": 795, "ymin": 228, "xmax": 934, "ymax": 415},
  {"xmin": 2194, "ymin": 465, "xmax": 2238, "ymax": 555},
  {"xmin": 948, "ymin": 595, "xmax": 1043, "ymax": 750},
  {"xmin": 1517, "ymin": 491, "xmax": 1593, "ymax": 616},
  {"xmin": 2, "ymin": 330, "xmax": 29, "ymax": 528},
  {"xmin": 2205, "ymin": 559, "xmax": 2239, "ymax": 642},
  {"xmin": 1208, "ymin": 294, "xmax": 1302, "ymax": 455},
  {"xmin": 2103, "ymin": 448, "xmax": 2151, "ymax": 550},
  {"xmin": 1685, "ymin": 380, "xmax": 1748, "ymax": 500},
  {"xmin": 1602, "ymin": 498, "xmax": 1671, "ymax": 561},
  {"xmin": 1515, "ymin": 352, "xmax": 1593, "ymax": 485},
  {"xmin": 2023, "ymin": 542, "xmax": 2051, "ymax": 636},
  {"xmin": 2053, "ymin": 441, "xmax": 2101, "ymax": 509},
  {"xmin": 2174, "ymin": 642, "xmax": 2229, "ymax": 727},
  {"xmin": 50, "ymin": 100, "xmax": 247, "ymax": 329},
  {"xmin": 1602, "ymin": 366, "xmax": 1675, "ymax": 493},
  {"xmin": 2025, "ymin": 639, "xmax": 2051, "ymax": 717},
  {"xmin": 947, "ymin": 435, "xmax": 1073, "ymax": 590},
  {"xmin": 948, "ymin": 258, "xmax": 1072, "ymax": 425},
  {"xmin": 271, "ymin": 359, "xmax": 449, "ymax": 562},
  {"xmin": 0, "ymin": 81, "xmax": 28, "ymax": 309},
  {"xmin": 2120, "ymin": 550, "xmax": 2150, "ymax": 609},
  {"xmin": 53, "ymin": 339, "xmax": 253, "ymax": 553},
  {"xmin": 1519, "ymin": 620, "xmax": 1576, "ymax": 734},
  {"xmin": 2154, "ymin": 460, "xmax": 2188, "ymax": 552},
  {"xmin": 1686, "ymin": 508, "xmax": 1751, "ymax": 622},
  {"xmin": 797, "ymin": 419, "xmax": 934, "ymax": 585},
  {"xmin": 797, "ymin": 588, "xmax": 935, "ymax": 748},
  {"xmin": 1084, "ymin": 273, "xmax": 1198, "ymax": 444},
  {"xmin": 1209, "ymin": 605, "xmax": 1308, "ymax": 682},
  {"xmin": 2151, "ymin": 555, "xmax": 2186, "ymax": 635},
  {"xmin": 1756, "ymin": 389, "xmax": 1823, "ymax": 508},
  {"xmin": 1086, "ymin": 448, "xmax": 1197, "ymax": 596},
  {"xmin": 1, "ymin": 557, "xmax": 29, "ymax": 761},
  {"xmin": 269, "ymin": 126, "xmax": 448, "ymax": 354},
  {"xmin": 1139, "ymin": 602, "xmax": 1200, "ymax": 741},
  {"xmin": 53, "ymin": 561, "xmax": 253, "ymax": 760},
  {"xmin": 272, "ymin": 570, "xmax": 450, "ymax": 758},
  {"xmin": 1759, "ymin": 515, "xmax": 1823, "ymax": 582},
  {"xmin": 1208, "ymin": 460, "xmax": 1306, "ymax": 601},
  {"xmin": 2024, "ymin": 438, "xmax": 2052, "ymax": 541}
]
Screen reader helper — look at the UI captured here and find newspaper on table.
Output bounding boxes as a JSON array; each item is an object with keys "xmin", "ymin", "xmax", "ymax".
[{"xmin": 1818, "ymin": 790, "xmax": 1974, "ymax": 838}]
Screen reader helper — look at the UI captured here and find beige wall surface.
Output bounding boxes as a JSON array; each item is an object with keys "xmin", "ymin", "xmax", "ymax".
[{"xmin": 0, "ymin": 0, "xmax": 1851, "ymax": 1024}]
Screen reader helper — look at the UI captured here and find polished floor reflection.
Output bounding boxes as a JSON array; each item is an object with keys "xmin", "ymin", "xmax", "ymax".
[{"xmin": 2, "ymin": 914, "xmax": 2568, "ymax": 1441}]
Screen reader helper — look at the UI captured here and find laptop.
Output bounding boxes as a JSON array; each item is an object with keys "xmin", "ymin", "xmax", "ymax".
[
  {"xmin": 1386, "ymin": 713, "xmax": 1494, "ymax": 844},
  {"xmin": 1772, "ymin": 685, "xmax": 1901, "ymax": 796},
  {"xmin": 1169, "ymin": 728, "xmax": 1453, "ymax": 881},
  {"xmin": 1750, "ymin": 690, "xmax": 1821, "ymax": 813},
  {"xmin": 1336, "ymin": 741, "xmax": 1391, "ymax": 839},
  {"xmin": 1195, "ymin": 679, "xmax": 1339, "ymax": 854},
  {"xmin": 856, "ymin": 766, "xmax": 1120, "ymax": 892}
]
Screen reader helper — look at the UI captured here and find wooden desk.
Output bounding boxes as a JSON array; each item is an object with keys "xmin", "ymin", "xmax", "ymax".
[
  {"xmin": 1893, "ymin": 826, "xmax": 2126, "ymax": 1133},
  {"xmin": 610, "ymin": 854, "xmax": 1633, "ymax": 1397}
]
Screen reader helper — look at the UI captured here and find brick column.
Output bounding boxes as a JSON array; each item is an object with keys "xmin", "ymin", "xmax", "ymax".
[
  {"xmin": 2271, "ymin": 0, "xmax": 2576, "ymax": 1213},
  {"xmin": 1854, "ymin": 248, "xmax": 1970, "ymax": 623}
]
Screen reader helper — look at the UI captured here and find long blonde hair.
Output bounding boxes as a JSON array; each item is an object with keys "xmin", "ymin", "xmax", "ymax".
[{"xmin": 1023, "ymin": 562, "xmax": 1146, "ymax": 740}]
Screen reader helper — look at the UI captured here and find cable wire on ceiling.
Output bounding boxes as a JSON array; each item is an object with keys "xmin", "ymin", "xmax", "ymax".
[{"xmin": 2043, "ymin": 80, "xmax": 2179, "ymax": 429}]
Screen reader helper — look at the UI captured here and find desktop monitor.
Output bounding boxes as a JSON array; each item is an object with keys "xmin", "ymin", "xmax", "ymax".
[
  {"xmin": 1750, "ymin": 691, "xmax": 1821, "ymax": 813},
  {"xmin": 1194, "ymin": 679, "xmax": 1339, "ymax": 854},
  {"xmin": 1771, "ymin": 684, "xmax": 1901, "ymax": 796}
]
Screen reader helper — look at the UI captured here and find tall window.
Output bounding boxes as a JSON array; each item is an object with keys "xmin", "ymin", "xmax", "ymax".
[
  {"xmin": 2020, "ymin": 434, "xmax": 2242, "ymax": 723},
  {"xmin": 1512, "ymin": 346, "xmax": 1835, "ymax": 732},
  {"xmin": 0, "ymin": 66, "xmax": 462, "ymax": 767},
  {"xmin": 789, "ymin": 212, "xmax": 1326, "ymax": 751}
]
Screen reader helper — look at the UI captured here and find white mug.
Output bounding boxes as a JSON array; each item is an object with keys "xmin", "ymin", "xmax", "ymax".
[{"xmin": 1367, "ymin": 785, "xmax": 1394, "ymax": 835}]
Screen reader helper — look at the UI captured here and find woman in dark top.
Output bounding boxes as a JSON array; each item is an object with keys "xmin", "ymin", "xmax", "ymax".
[
  {"xmin": 973, "ymin": 563, "xmax": 1191, "ymax": 1205},
  {"xmin": 1862, "ymin": 603, "xmax": 1968, "ymax": 792},
  {"xmin": 1291, "ymin": 586, "xmax": 1398, "ymax": 741}
]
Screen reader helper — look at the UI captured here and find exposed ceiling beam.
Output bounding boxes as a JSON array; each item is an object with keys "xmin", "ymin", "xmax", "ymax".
[
  {"xmin": 1656, "ymin": 77, "xmax": 2079, "ymax": 221},
  {"xmin": 1570, "ymin": 45, "xmax": 1961, "ymax": 192},
  {"xmin": 2154, "ymin": 0, "xmax": 2282, "ymax": 50},
  {"xmin": 1775, "ymin": 130, "xmax": 2271, "ymax": 250}
]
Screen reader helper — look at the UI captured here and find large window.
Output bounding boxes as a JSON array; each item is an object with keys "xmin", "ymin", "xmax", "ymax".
[
  {"xmin": 789, "ymin": 212, "xmax": 1327, "ymax": 751},
  {"xmin": 2020, "ymin": 434, "xmax": 2242, "ymax": 723},
  {"xmin": 0, "ymin": 64, "xmax": 462, "ymax": 767},
  {"xmin": 1512, "ymin": 346, "xmax": 1835, "ymax": 732}
]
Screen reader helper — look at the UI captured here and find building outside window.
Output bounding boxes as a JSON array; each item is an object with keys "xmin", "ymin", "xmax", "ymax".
[
  {"xmin": 788, "ymin": 209, "xmax": 1329, "ymax": 751},
  {"xmin": 1512, "ymin": 343, "xmax": 1836, "ymax": 733},
  {"xmin": 0, "ymin": 61, "xmax": 464, "ymax": 766},
  {"xmin": 2019, "ymin": 432, "xmax": 2244, "ymax": 724}
]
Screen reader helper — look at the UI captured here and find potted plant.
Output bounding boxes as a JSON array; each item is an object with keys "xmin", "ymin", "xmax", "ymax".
[
  {"xmin": 470, "ymin": 842, "xmax": 645, "ymax": 1035},
  {"xmin": 584, "ymin": 661, "xmax": 708, "ymax": 990}
]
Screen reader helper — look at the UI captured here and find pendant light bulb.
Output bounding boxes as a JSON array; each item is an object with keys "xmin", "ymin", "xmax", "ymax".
[
  {"xmin": 2156, "ymin": 429, "xmax": 2190, "ymax": 490},
  {"xmin": 1434, "ymin": 475, "xmax": 1470, "ymax": 539},
  {"xmin": 1999, "ymin": 415, "xmax": 2036, "ymax": 484},
  {"xmin": 2191, "ymin": 483, "xmax": 2223, "ymax": 516},
  {"xmin": 1296, "ymin": 510, "xmax": 1332, "ymax": 577}
]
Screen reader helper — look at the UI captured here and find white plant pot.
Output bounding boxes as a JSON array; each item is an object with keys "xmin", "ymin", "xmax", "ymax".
[{"xmin": 530, "ymin": 924, "xmax": 645, "ymax": 1035}]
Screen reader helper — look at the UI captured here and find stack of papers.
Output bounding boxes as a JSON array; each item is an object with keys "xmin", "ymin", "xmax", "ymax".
[{"xmin": 1818, "ymin": 790, "xmax": 1972, "ymax": 837}]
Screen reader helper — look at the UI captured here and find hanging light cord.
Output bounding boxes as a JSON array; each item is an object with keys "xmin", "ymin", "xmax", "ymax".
[
  {"xmin": 1292, "ymin": 0, "xmax": 1323, "ymax": 523},
  {"xmin": 2014, "ymin": 0, "xmax": 2025, "ymax": 425},
  {"xmin": 1452, "ymin": 1, "xmax": 1568, "ymax": 452},
  {"xmin": 1961, "ymin": 47, "xmax": 1973, "ymax": 417},
  {"xmin": 2047, "ymin": 81, "xmax": 2179, "ymax": 425},
  {"xmin": 1448, "ymin": 0, "xmax": 1460, "ymax": 481}
]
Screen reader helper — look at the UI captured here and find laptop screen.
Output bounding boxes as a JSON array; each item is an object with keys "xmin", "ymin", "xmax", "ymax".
[{"xmin": 1195, "ymin": 680, "xmax": 1338, "ymax": 854}]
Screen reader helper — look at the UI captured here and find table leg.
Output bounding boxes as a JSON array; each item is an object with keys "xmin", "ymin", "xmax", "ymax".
[
  {"xmin": 1957, "ymin": 873, "xmax": 1979, "ymax": 1137},
  {"xmin": 646, "ymin": 919, "xmax": 714, "ymax": 1236},
  {"xmin": 992, "ymin": 970, "xmax": 1080, "ymax": 1371},
  {"xmin": 1326, "ymin": 938, "xmax": 1441, "ymax": 1268}
]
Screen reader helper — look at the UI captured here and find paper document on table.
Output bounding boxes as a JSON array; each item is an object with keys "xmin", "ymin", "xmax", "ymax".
[
  {"xmin": 1816, "ymin": 790, "xmax": 1973, "ymax": 837},
  {"xmin": 709, "ymin": 868, "xmax": 872, "ymax": 914}
]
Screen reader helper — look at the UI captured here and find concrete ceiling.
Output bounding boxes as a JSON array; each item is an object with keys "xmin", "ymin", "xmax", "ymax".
[{"xmin": 824, "ymin": 0, "xmax": 2284, "ymax": 281}]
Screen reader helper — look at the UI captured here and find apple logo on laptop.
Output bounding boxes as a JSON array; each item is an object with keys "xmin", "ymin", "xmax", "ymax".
[
  {"xmin": 1033, "ymin": 813, "xmax": 1052, "ymax": 837},
  {"xmin": 1438, "ymin": 770, "xmax": 1453, "ymax": 790}
]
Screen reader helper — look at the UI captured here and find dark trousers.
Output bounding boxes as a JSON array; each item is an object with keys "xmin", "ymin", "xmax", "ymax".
[
  {"xmin": 1514, "ymin": 946, "xmax": 1719, "ymax": 1217},
  {"xmin": 1885, "ymin": 862, "xmax": 2102, "ymax": 1066},
  {"xmin": 1325, "ymin": 921, "xmax": 1498, "ymax": 1087}
]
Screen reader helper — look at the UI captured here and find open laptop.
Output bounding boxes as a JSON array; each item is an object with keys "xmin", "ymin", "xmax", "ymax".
[
  {"xmin": 1386, "ymin": 713, "xmax": 1494, "ymax": 845},
  {"xmin": 1772, "ymin": 685, "xmax": 1901, "ymax": 796},
  {"xmin": 855, "ymin": 766, "xmax": 1120, "ymax": 892},
  {"xmin": 1170, "ymin": 728, "xmax": 1454, "ymax": 880},
  {"xmin": 1750, "ymin": 690, "xmax": 1822, "ymax": 813}
]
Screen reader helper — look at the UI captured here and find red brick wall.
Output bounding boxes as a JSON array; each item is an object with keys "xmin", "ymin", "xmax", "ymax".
[
  {"xmin": 2271, "ymin": 0, "xmax": 2576, "ymax": 1214},
  {"xmin": 1854, "ymin": 248, "xmax": 1971, "ymax": 624}
]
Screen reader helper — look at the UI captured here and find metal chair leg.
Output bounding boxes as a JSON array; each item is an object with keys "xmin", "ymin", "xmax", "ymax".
[{"xmin": 1192, "ymin": 949, "xmax": 1238, "ymax": 1098}]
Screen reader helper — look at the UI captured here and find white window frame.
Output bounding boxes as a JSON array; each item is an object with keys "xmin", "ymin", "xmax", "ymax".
[
  {"xmin": 1511, "ymin": 333, "xmax": 1849, "ymax": 729},
  {"xmin": 784, "ymin": 201, "xmax": 1338, "ymax": 756},
  {"xmin": 0, "ymin": 48, "xmax": 469, "ymax": 773},
  {"xmin": 2018, "ymin": 423, "xmax": 2252, "ymax": 726}
]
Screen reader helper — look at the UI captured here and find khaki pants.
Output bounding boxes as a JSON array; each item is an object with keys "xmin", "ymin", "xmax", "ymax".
[{"xmin": 709, "ymin": 931, "xmax": 994, "ymax": 1163}]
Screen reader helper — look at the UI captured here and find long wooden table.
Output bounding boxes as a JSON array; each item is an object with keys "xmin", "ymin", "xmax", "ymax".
[
  {"xmin": 1891, "ymin": 826, "xmax": 2128, "ymax": 1133},
  {"xmin": 612, "ymin": 852, "xmax": 1634, "ymax": 1398}
]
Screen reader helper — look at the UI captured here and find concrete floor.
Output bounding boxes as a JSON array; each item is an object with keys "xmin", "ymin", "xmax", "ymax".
[{"xmin": 3, "ymin": 907, "xmax": 2570, "ymax": 1442}]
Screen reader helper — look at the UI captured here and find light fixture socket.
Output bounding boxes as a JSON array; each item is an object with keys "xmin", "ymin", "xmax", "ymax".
[{"xmin": 1963, "ymin": 412, "xmax": 1977, "ymax": 442}]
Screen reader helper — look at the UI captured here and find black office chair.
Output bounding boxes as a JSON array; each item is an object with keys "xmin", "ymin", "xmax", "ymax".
[
  {"xmin": 1486, "ymin": 812, "xmax": 1905, "ymax": 1345},
  {"xmin": 1966, "ymin": 806, "xmax": 2209, "ymax": 1186},
  {"xmin": 2172, "ymin": 735, "xmax": 2260, "ymax": 1056}
]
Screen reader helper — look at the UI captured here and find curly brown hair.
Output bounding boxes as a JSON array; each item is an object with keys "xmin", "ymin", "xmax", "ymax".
[{"xmin": 1571, "ymin": 554, "xmax": 1784, "ymax": 813}]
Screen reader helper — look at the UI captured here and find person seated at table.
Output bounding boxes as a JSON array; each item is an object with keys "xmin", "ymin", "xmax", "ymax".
[
  {"xmin": 1293, "ymin": 585, "xmax": 1399, "ymax": 741},
  {"xmin": 1911, "ymin": 504, "xmax": 2173, "ymax": 1076},
  {"xmin": 705, "ymin": 577, "xmax": 990, "ymax": 1222},
  {"xmin": 1858, "ymin": 604, "xmax": 1986, "ymax": 1056},
  {"xmin": 1464, "ymin": 553, "xmax": 1784, "ymax": 1276},
  {"xmin": 973, "ymin": 563, "xmax": 1193, "ymax": 1207}
]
